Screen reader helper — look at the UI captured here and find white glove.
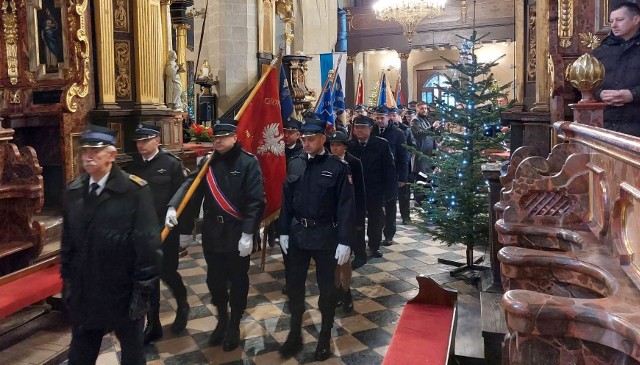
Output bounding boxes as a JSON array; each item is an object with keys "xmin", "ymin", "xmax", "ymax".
[
  {"xmin": 165, "ymin": 207, "xmax": 178, "ymax": 228},
  {"xmin": 280, "ymin": 235, "xmax": 289, "ymax": 255},
  {"xmin": 335, "ymin": 244, "xmax": 351, "ymax": 265},
  {"xmin": 238, "ymin": 233, "xmax": 253, "ymax": 257},
  {"xmin": 179, "ymin": 234, "xmax": 192, "ymax": 248}
]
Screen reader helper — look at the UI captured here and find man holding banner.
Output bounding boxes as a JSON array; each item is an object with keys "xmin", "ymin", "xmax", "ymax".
[{"xmin": 166, "ymin": 120, "xmax": 265, "ymax": 352}]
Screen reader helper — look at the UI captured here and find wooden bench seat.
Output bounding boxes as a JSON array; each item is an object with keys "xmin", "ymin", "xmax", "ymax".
[
  {"xmin": 0, "ymin": 257, "xmax": 62, "ymax": 320},
  {"xmin": 383, "ymin": 276, "xmax": 457, "ymax": 365}
]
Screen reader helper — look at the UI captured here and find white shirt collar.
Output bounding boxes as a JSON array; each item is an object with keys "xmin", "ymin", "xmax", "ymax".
[
  {"xmin": 143, "ymin": 149, "xmax": 160, "ymax": 162},
  {"xmin": 307, "ymin": 149, "xmax": 326, "ymax": 159},
  {"xmin": 89, "ymin": 172, "xmax": 110, "ymax": 196}
]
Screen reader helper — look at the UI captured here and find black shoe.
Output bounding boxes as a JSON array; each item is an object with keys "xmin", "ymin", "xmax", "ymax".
[
  {"xmin": 334, "ymin": 287, "xmax": 343, "ymax": 308},
  {"xmin": 382, "ymin": 239, "xmax": 393, "ymax": 246},
  {"xmin": 170, "ymin": 301, "xmax": 190, "ymax": 334},
  {"xmin": 402, "ymin": 218, "xmax": 412, "ymax": 225},
  {"xmin": 351, "ymin": 257, "xmax": 366, "ymax": 270},
  {"xmin": 208, "ymin": 313, "xmax": 228, "ymax": 346},
  {"xmin": 314, "ymin": 332, "xmax": 332, "ymax": 361},
  {"xmin": 279, "ymin": 334, "xmax": 303, "ymax": 358},
  {"xmin": 281, "ymin": 284, "xmax": 288, "ymax": 295},
  {"xmin": 178, "ymin": 247, "xmax": 189, "ymax": 258},
  {"xmin": 222, "ymin": 325, "xmax": 240, "ymax": 351},
  {"xmin": 143, "ymin": 320, "xmax": 163, "ymax": 345},
  {"xmin": 342, "ymin": 289, "xmax": 354, "ymax": 313},
  {"xmin": 372, "ymin": 249, "xmax": 383, "ymax": 258},
  {"xmin": 268, "ymin": 238, "xmax": 276, "ymax": 248}
]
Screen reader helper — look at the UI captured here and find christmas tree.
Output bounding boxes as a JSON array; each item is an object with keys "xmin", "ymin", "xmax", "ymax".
[{"xmin": 414, "ymin": 31, "xmax": 512, "ymax": 268}]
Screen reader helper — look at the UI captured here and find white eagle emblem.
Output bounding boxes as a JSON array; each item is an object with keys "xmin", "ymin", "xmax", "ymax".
[{"xmin": 257, "ymin": 123, "xmax": 286, "ymax": 156}]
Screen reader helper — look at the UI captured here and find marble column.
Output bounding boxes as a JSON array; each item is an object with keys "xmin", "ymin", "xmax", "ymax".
[
  {"xmin": 346, "ymin": 55, "xmax": 355, "ymax": 107},
  {"xmin": 531, "ymin": 0, "xmax": 550, "ymax": 112},
  {"xmin": 399, "ymin": 52, "xmax": 410, "ymax": 106},
  {"xmin": 93, "ymin": 0, "xmax": 118, "ymax": 109}
]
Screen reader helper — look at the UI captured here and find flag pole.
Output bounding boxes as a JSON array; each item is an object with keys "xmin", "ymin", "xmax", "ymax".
[
  {"xmin": 314, "ymin": 71, "xmax": 333, "ymax": 112},
  {"xmin": 329, "ymin": 53, "xmax": 343, "ymax": 95},
  {"xmin": 161, "ymin": 63, "xmax": 278, "ymax": 242}
]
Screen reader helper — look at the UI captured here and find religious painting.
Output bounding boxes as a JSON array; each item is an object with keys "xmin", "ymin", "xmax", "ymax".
[{"xmin": 27, "ymin": 0, "xmax": 69, "ymax": 79}]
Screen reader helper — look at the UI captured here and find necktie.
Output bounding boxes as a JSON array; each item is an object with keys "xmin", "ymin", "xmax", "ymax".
[
  {"xmin": 89, "ymin": 182, "xmax": 100, "ymax": 198},
  {"xmin": 360, "ymin": 142, "xmax": 366, "ymax": 147}
]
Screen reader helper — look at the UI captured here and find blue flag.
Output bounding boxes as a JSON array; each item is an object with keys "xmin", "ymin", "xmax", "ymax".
[
  {"xmin": 317, "ymin": 79, "xmax": 335, "ymax": 126},
  {"xmin": 279, "ymin": 64, "xmax": 295, "ymax": 122},
  {"xmin": 377, "ymin": 73, "xmax": 387, "ymax": 106}
]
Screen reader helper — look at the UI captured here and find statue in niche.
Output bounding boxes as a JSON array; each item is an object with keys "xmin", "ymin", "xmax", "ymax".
[
  {"xmin": 38, "ymin": 3, "xmax": 64, "ymax": 72},
  {"xmin": 197, "ymin": 59, "xmax": 213, "ymax": 80},
  {"xmin": 165, "ymin": 50, "xmax": 184, "ymax": 111}
]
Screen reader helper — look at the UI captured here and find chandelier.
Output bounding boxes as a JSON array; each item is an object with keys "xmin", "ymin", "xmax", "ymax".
[{"xmin": 374, "ymin": 0, "xmax": 446, "ymax": 46}]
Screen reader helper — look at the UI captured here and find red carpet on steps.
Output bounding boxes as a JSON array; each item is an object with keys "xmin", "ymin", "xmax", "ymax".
[
  {"xmin": 382, "ymin": 302, "xmax": 454, "ymax": 365},
  {"xmin": 0, "ymin": 265, "xmax": 62, "ymax": 319}
]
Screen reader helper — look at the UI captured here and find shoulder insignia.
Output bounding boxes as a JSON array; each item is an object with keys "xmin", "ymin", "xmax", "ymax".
[{"xmin": 129, "ymin": 174, "xmax": 148, "ymax": 187}]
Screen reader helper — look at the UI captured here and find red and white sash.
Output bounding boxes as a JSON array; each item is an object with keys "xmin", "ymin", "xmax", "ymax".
[{"xmin": 205, "ymin": 168, "xmax": 243, "ymax": 220}]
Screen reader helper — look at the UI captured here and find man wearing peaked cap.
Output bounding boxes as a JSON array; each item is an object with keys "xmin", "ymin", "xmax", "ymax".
[
  {"xmin": 166, "ymin": 116, "xmax": 265, "ymax": 352},
  {"xmin": 373, "ymin": 104, "xmax": 409, "ymax": 247},
  {"xmin": 327, "ymin": 131, "xmax": 366, "ymax": 313},
  {"xmin": 348, "ymin": 113, "xmax": 396, "ymax": 261},
  {"xmin": 62, "ymin": 124, "xmax": 161, "ymax": 364},
  {"xmin": 126, "ymin": 123, "xmax": 191, "ymax": 344},
  {"xmin": 279, "ymin": 114, "xmax": 355, "ymax": 360}
]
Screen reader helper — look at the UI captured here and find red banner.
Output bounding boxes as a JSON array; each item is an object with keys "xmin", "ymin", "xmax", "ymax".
[
  {"xmin": 355, "ymin": 73, "xmax": 364, "ymax": 105},
  {"xmin": 236, "ymin": 67, "xmax": 286, "ymax": 223}
]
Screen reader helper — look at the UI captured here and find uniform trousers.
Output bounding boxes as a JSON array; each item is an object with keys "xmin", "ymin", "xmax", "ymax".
[
  {"xmin": 68, "ymin": 318, "xmax": 144, "ymax": 365},
  {"xmin": 150, "ymin": 227, "xmax": 187, "ymax": 311},
  {"xmin": 203, "ymin": 249, "xmax": 251, "ymax": 311},
  {"xmin": 398, "ymin": 184, "xmax": 411, "ymax": 221},
  {"xmin": 352, "ymin": 226, "xmax": 367, "ymax": 260},
  {"xmin": 366, "ymin": 199, "xmax": 385, "ymax": 251},
  {"xmin": 287, "ymin": 245, "xmax": 337, "ymax": 325},
  {"xmin": 383, "ymin": 199, "xmax": 397, "ymax": 241}
]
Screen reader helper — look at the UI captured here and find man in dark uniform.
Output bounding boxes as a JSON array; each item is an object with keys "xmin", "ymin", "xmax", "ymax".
[
  {"xmin": 392, "ymin": 107, "xmax": 415, "ymax": 224},
  {"xmin": 278, "ymin": 117, "xmax": 355, "ymax": 361},
  {"xmin": 166, "ymin": 119, "xmax": 265, "ymax": 352},
  {"xmin": 348, "ymin": 115, "xmax": 396, "ymax": 259},
  {"xmin": 61, "ymin": 125, "xmax": 161, "ymax": 365},
  {"xmin": 372, "ymin": 106, "xmax": 409, "ymax": 247},
  {"xmin": 266, "ymin": 118, "xmax": 303, "ymax": 295},
  {"xmin": 125, "ymin": 123, "xmax": 190, "ymax": 344},
  {"xmin": 328, "ymin": 131, "xmax": 366, "ymax": 307}
]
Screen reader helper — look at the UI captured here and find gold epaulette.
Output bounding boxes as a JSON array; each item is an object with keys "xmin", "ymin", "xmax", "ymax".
[{"xmin": 129, "ymin": 174, "xmax": 148, "ymax": 186}]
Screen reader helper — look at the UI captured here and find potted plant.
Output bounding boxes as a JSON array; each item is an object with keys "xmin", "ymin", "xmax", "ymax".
[{"xmin": 187, "ymin": 123, "xmax": 213, "ymax": 145}]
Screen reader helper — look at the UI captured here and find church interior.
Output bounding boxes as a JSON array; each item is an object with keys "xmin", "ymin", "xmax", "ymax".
[{"xmin": 1, "ymin": 0, "xmax": 640, "ymax": 364}]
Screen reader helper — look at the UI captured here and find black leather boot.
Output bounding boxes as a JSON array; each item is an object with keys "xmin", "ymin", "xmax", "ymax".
[
  {"xmin": 222, "ymin": 311, "xmax": 243, "ymax": 351},
  {"xmin": 208, "ymin": 305, "xmax": 228, "ymax": 346},
  {"xmin": 334, "ymin": 286, "xmax": 343, "ymax": 308},
  {"xmin": 143, "ymin": 308, "xmax": 163, "ymax": 345},
  {"xmin": 279, "ymin": 313, "xmax": 303, "ymax": 358},
  {"xmin": 170, "ymin": 298, "xmax": 190, "ymax": 334},
  {"xmin": 342, "ymin": 288, "xmax": 354, "ymax": 313}
]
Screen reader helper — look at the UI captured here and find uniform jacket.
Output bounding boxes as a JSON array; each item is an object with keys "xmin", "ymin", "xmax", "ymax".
[
  {"xmin": 60, "ymin": 165, "xmax": 161, "ymax": 328},
  {"xmin": 347, "ymin": 136, "xmax": 396, "ymax": 204},
  {"xmin": 594, "ymin": 31, "xmax": 640, "ymax": 133},
  {"xmin": 374, "ymin": 123, "xmax": 409, "ymax": 183},
  {"xmin": 170, "ymin": 143, "xmax": 265, "ymax": 253},
  {"xmin": 345, "ymin": 152, "xmax": 366, "ymax": 226},
  {"xmin": 126, "ymin": 148, "xmax": 185, "ymax": 226},
  {"xmin": 285, "ymin": 140, "xmax": 303, "ymax": 162},
  {"xmin": 280, "ymin": 150, "xmax": 355, "ymax": 250}
]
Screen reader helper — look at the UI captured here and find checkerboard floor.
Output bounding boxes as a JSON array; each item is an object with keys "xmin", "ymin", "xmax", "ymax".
[{"xmin": 61, "ymin": 209, "xmax": 488, "ymax": 365}]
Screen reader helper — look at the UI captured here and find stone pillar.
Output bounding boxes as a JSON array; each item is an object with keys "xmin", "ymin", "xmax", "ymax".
[
  {"xmin": 346, "ymin": 55, "xmax": 355, "ymax": 107},
  {"xmin": 93, "ymin": 0, "xmax": 118, "ymax": 109},
  {"xmin": 174, "ymin": 23, "xmax": 190, "ymax": 93},
  {"xmin": 133, "ymin": 0, "xmax": 164, "ymax": 107},
  {"xmin": 531, "ymin": 0, "xmax": 550, "ymax": 112},
  {"xmin": 161, "ymin": 1, "xmax": 173, "ymax": 59},
  {"xmin": 513, "ymin": 0, "xmax": 525, "ymax": 109},
  {"xmin": 399, "ymin": 52, "xmax": 410, "ymax": 106}
]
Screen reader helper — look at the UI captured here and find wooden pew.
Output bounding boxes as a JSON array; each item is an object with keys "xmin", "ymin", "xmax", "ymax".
[
  {"xmin": 383, "ymin": 275, "xmax": 457, "ymax": 365},
  {"xmin": 496, "ymin": 121, "xmax": 640, "ymax": 364},
  {"xmin": 0, "ymin": 127, "xmax": 60, "ymax": 320}
]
